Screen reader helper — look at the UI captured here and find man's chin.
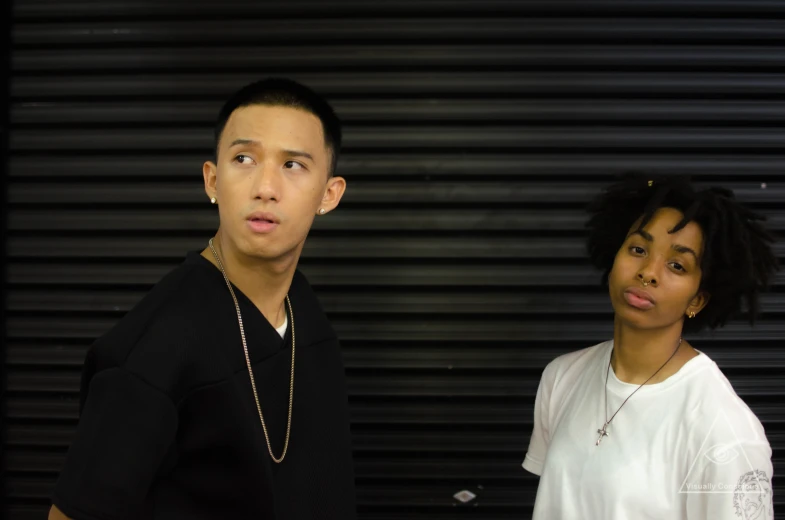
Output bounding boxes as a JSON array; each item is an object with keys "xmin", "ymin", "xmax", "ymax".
[{"xmin": 239, "ymin": 241, "xmax": 301, "ymax": 264}]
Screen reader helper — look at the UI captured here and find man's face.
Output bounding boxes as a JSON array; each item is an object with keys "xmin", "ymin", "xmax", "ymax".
[
  {"xmin": 204, "ymin": 104, "xmax": 345, "ymax": 262},
  {"xmin": 607, "ymin": 207, "xmax": 708, "ymax": 330}
]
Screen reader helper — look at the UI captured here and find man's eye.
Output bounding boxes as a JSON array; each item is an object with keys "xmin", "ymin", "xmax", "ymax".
[
  {"xmin": 284, "ymin": 161, "xmax": 304, "ymax": 170},
  {"xmin": 630, "ymin": 246, "xmax": 646, "ymax": 255},
  {"xmin": 234, "ymin": 155, "xmax": 252, "ymax": 164}
]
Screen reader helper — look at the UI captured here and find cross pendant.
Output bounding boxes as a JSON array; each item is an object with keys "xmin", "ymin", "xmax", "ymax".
[{"xmin": 596, "ymin": 423, "xmax": 609, "ymax": 446}]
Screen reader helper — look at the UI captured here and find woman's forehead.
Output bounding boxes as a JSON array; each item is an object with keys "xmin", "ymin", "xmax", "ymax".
[{"xmin": 631, "ymin": 208, "xmax": 705, "ymax": 247}]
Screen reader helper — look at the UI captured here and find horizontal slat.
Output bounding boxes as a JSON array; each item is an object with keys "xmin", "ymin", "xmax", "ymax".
[
  {"xmin": 6, "ymin": 478, "xmax": 538, "ymax": 509},
  {"xmin": 4, "ymin": 236, "xmax": 581, "ymax": 259},
  {"xmin": 7, "ymin": 208, "xmax": 785, "ymax": 232},
  {"xmin": 0, "ymin": 507, "xmax": 539, "ymax": 520},
  {"xmin": 13, "ymin": 18, "xmax": 785, "ymax": 45},
  {"xmin": 4, "ymin": 448, "xmax": 785, "ymax": 483},
  {"xmin": 4, "ymin": 478, "xmax": 780, "ymax": 514},
  {"xmin": 15, "ymin": 99, "xmax": 785, "ymax": 124},
  {"xmin": 4, "ymin": 396, "xmax": 531, "ymax": 424},
  {"xmin": 6, "ymin": 316, "xmax": 785, "ymax": 341},
  {"xmin": 13, "ymin": 72, "xmax": 785, "ymax": 98},
  {"xmin": 4, "ymin": 209, "xmax": 581, "ymax": 232},
  {"xmin": 5, "ymin": 262, "xmax": 609, "ymax": 287},
  {"xmin": 2, "ymin": 451, "xmax": 529, "ymax": 480},
  {"xmin": 6, "ymin": 370, "xmax": 542, "ymax": 397},
  {"xmin": 8, "ymin": 181, "xmax": 785, "ymax": 205},
  {"xmin": 8, "ymin": 421, "xmax": 784, "ymax": 458},
  {"xmin": 4, "ymin": 289, "xmax": 610, "ymax": 313},
  {"xmin": 7, "ymin": 289, "xmax": 785, "ymax": 315},
  {"xmin": 13, "ymin": 1, "xmax": 785, "ymax": 19},
  {"xmin": 7, "ymin": 368, "xmax": 785, "ymax": 398},
  {"xmin": 5, "ymin": 397, "xmax": 79, "ymax": 420},
  {"xmin": 4, "ymin": 423, "xmax": 529, "ymax": 452},
  {"xmin": 9, "ymin": 343, "xmax": 785, "ymax": 370},
  {"xmin": 8, "ymin": 236, "xmax": 785, "ymax": 260},
  {"xmin": 8, "ymin": 395, "xmax": 783, "ymax": 428},
  {"xmin": 15, "ymin": 46, "xmax": 785, "ymax": 72},
  {"xmin": 11, "ymin": 154, "xmax": 785, "ymax": 179},
  {"xmin": 11, "ymin": 127, "xmax": 785, "ymax": 151}
]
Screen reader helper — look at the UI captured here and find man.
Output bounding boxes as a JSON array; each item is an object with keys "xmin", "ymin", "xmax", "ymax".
[{"xmin": 49, "ymin": 78, "xmax": 356, "ymax": 519}]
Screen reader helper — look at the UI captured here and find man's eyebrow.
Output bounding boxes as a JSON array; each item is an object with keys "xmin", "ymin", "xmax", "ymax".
[
  {"xmin": 283, "ymin": 149, "xmax": 314, "ymax": 161},
  {"xmin": 229, "ymin": 138, "xmax": 261, "ymax": 147}
]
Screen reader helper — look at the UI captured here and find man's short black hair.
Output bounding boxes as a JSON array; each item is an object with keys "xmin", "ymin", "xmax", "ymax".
[
  {"xmin": 214, "ymin": 78, "xmax": 342, "ymax": 176},
  {"xmin": 586, "ymin": 174, "xmax": 780, "ymax": 333}
]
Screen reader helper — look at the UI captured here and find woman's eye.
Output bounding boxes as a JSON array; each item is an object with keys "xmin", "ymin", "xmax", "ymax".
[
  {"xmin": 630, "ymin": 246, "xmax": 646, "ymax": 255},
  {"xmin": 671, "ymin": 262, "xmax": 685, "ymax": 272}
]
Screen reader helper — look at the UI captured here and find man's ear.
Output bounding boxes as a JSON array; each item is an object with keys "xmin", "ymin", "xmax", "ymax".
[
  {"xmin": 203, "ymin": 160, "xmax": 218, "ymax": 202},
  {"xmin": 317, "ymin": 176, "xmax": 347, "ymax": 215}
]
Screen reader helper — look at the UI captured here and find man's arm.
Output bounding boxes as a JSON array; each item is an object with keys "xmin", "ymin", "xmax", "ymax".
[
  {"xmin": 48, "ymin": 505, "xmax": 71, "ymax": 520},
  {"xmin": 51, "ymin": 368, "xmax": 178, "ymax": 519}
]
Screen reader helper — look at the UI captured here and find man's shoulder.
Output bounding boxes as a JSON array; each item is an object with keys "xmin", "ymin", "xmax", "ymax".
[
  {"xmin": 86, "ymin": 256, "xmax": 223, "ymax": 392},
  {"xmin": 100, "ymin": 257, "xmax": 213, "ymax": 340}
]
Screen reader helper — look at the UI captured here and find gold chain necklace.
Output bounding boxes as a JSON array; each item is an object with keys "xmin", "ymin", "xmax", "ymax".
[{"xmin": 208, "ymin": 238, "xmax": 295, "ymax": 463}]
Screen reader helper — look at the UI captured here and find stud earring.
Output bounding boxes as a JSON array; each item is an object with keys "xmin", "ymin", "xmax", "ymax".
[
  {"xmin": 689, "ymin": 311, "xmax": 696, "ymax": 319},
  {"xmin": 318, "ymin": 208, "xmax": 326, "ymax": 215},
  {"xmin": 210, "ymin": 197, "xmax": 217, "ymax": 204}
]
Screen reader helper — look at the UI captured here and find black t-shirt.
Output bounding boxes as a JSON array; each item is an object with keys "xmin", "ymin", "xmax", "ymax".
[{"xmin": 52, "ymin": 252, "xmax": 357, "ymax": 520}]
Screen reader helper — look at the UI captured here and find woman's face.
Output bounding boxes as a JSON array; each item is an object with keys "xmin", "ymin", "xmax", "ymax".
[{"xmin": 608, "ymin": 207, "xmax": 709, "ymax": 330}]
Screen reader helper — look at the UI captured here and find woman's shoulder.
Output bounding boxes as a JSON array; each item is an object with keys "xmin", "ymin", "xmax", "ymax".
[
  {"xmin": 683, "ymin": 353, "xmax": 770, "ymax": 448},
  {"xmin": 538, "ymin": 340, "xmax": 612, "ymax": 393}
]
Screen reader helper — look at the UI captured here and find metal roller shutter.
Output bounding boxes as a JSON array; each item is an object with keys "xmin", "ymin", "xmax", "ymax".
[{"xmin": 4, "ymin": 1, "xmax": 785, "ymax": 518}]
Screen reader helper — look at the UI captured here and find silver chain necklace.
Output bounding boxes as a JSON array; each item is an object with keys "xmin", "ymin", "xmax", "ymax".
[
  {"xmin": 209, "ymin": 238, "xmax": 295, "ymax": 463},
  {"xmin": 596, "ymin": 338, "xmax": 682, "ymax": 446}
]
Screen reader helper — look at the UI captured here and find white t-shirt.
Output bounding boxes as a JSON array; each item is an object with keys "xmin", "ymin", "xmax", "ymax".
[
  {"xmin": 523, "ymin": 340, "xmax": 774, "ymax": 520},
  {"xmin": 275, "ymin": 315, "xmax": 288, "ymax": 338}
]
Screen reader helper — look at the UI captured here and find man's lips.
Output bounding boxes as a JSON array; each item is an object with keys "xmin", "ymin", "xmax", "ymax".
[
  {"xmin": 246, "ymin": 211, "xmax": 279, "ymax": 224},
  {"xmin": 246, "ymin": 212, "xmax": 280, "ymax": 234},
  {"xmin": 624, "ymin": 287, "xmax": 656, "ymax": 310}
]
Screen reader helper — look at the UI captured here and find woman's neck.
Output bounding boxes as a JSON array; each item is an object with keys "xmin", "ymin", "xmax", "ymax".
[{"xmin": 611, "ymin": 319, "xmax": 694, "ymax": 385}]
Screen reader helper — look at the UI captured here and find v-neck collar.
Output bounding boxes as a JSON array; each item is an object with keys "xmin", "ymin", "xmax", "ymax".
[{"xmin": 187, "ymin": 251, "xmax": 289, "ymax": 356}]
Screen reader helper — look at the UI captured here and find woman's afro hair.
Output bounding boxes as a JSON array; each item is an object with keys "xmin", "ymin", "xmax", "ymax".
[{"xmin": 586, "ymin": 174, "xmax": 780, "ymax": 333}]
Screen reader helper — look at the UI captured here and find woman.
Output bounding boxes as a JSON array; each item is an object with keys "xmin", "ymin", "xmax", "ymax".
[{"xmin": 523, "ymin": 175, "xmax": 778, "ymax": 519}]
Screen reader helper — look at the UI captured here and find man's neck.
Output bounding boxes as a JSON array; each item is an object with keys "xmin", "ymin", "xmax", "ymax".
[
  {"xmin": 201, "ymin": 232, "xmax": 298, "ymax": 329},
  {"xmin": 611, "ymin": 319, "xmax": 691, "ymax": 385}
]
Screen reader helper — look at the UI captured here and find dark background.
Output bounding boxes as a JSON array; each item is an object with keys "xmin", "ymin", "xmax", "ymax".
[{"xmin": 3, "ymin": 1, "xmax": 785, "ymax": 518}]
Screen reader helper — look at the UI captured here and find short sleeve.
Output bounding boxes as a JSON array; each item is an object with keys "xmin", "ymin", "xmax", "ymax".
[
  {"xmin": 522, "ymin": 363, "xmax": 556, "ymax": 476},
  {"xmin": 684, "ymin": 440, "xmax": 773, "ymax": 520},
  {"xmin": 52, "ymin": 367, "xmax": 178, "ymax": 520}
]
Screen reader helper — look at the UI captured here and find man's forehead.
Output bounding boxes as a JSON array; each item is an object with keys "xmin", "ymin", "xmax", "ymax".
[
  {"xmin": 227, "ymin": 105, "xmax": 321, "ymax": 129},
  {"xmin": 222, "ymin": 105, "xmax": 325, "ymax": 148}
]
